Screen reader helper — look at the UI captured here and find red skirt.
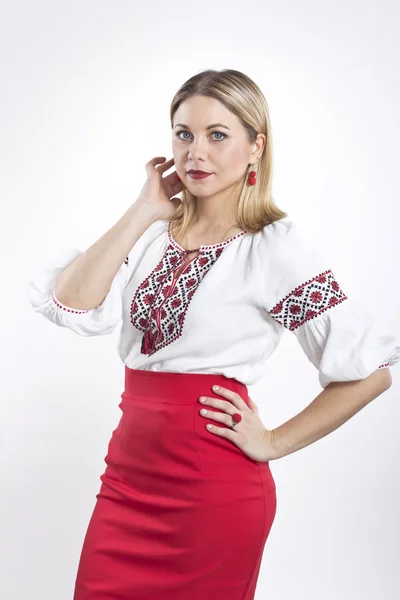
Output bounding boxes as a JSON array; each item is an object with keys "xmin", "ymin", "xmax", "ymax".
[{"xmin": 73, "ymin": 367, "xmax": 277, "ymax": 599}]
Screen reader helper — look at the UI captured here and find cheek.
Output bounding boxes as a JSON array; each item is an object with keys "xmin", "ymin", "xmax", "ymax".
[
  {"xmin": 172, "ymin": 142, "xmax": 185, "ymax": 160},
  {"xmin": 171, "ymin": 144, "xmax": 183, "ymax": 164},
  {"xmin": 220, "ymin": 147, "xmax": 249, "ymax": 172},
  {"xmin": 171, "ymin": 137, "xmax": 181, "ymax": 152}
]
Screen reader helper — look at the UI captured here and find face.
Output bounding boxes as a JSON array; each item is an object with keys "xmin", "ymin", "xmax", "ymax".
[{"xmin": 171, "ymin": 95, "xmax": 265, "ymax": 202}]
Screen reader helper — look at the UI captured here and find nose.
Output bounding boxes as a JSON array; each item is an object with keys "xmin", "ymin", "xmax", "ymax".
[{"xmin": 187, "ymin": 136, "xmax": 209, "ymax": 161}]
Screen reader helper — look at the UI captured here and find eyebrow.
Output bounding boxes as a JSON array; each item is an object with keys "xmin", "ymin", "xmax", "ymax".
[{"xmin": 174, "ymin": 122, "xmax": 231, "ymax": 131}]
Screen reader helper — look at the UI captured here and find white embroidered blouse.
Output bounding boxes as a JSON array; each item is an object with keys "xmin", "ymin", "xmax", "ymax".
[{"xmin": 27, "ymin": 217, "xmax": 400, "ymax": 387}]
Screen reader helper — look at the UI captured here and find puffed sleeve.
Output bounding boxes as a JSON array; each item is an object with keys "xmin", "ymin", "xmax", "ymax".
[
  {"xmin": 27, "ymin": 219, "xmax": 167, "ymax": 337},
  {"xmin": 261, "ymin": 218, "xmax": 400, "ymax": 388},
  {"xmin": 27, "ymin": 247, "xmax": 131, "ymax": 336}
]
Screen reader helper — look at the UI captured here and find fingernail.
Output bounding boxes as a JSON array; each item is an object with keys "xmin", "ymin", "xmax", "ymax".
[{"xmin": 213, "ymin": 385, "xmax": 219, "ymax": 391}]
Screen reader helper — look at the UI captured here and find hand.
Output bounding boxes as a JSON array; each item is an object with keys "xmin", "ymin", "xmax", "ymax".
[
  {"xmin": 136, "ymin": 156, "xmax": 184, "ymax": 221},
  {"xmin": 198, "ymin": 385, "xmax": 277, "ymax": 463}
]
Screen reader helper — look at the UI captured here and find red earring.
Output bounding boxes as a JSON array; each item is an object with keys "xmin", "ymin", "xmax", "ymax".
[{"xmin": 248, "ymin": 169, "xmax": 257, "ymax": 186}]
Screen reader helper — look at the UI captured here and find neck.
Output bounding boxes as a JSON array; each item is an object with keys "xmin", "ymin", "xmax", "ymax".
[{"xmin": 192, "ymin": 182, "xmax": 241, "ymax": 233}]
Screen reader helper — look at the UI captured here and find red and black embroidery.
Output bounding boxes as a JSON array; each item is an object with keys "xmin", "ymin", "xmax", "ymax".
[
  {"xmin": 124, "ymin": 256, "xmax": 129, "ymax": 265},
  {"xmin": 269, "ymin": 269, "xmax": 348, "ymax": 331},
  {"xmin": 130, "ymin": 245, "xmax": 224, "ymax": 355},
  {"xmin": 269, "ymin": 270, "xmax": 391, "ymax": 371},
  {"xmin": 131, "ymin": 222, "xmax": 247, "ymax": 356}
]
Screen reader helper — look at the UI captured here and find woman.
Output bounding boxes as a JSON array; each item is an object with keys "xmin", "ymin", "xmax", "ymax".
[{"xmin": 27, "ymin": 69, "xmax": 400, "ymax": 599}]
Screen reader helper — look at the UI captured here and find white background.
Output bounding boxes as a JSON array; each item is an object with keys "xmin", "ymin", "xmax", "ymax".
[{"xmin": 1, "ymin": 1, "xmax": 399, "ymax": 598}]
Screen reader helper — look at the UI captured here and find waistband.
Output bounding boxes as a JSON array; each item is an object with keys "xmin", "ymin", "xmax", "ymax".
[{"xmin": 122, "ymin": 366, "xmax": 249, "ymax": 406}]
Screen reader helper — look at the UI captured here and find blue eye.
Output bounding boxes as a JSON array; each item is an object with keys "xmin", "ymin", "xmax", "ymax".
[
  {"xmin": 175, "ymin": 130, "xmax": 227, "ymax": 141},
  {"xmin": 212, "ymin": 131, "xmax": 226, "ymax": 141},
  {"xmin": 176, "ymin": 131, "xmax": 191, "ymax": 140}
]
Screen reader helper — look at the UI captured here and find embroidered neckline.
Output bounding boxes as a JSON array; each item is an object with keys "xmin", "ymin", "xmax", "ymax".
[
  {"xmin": 167, "ymin": 220, "xmax": 247, "ymax": 252},
  {"xmin": 131, "ymin": 232, "xmax": 230, "ymax": 356}
]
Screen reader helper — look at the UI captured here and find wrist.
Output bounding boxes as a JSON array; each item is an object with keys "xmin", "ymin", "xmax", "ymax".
[
  {"xmin": 262, "ymin": 428, "xmax": 283, "ymax": 461},
  {"xmin": 269, "ymin": 429, "xmax": 286, "ymax": 461},
  {"xmin": 124, "ymin": 202, "xmax": 159, "ymax": 227}
]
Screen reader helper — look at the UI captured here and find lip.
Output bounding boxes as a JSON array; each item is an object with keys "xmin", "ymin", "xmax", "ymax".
[{"xmin": 188, "ymin": 170, "xmax": 213, "ymax": 180}]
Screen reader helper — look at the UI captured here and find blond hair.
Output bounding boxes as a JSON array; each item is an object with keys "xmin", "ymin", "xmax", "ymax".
[{"xmin": 168, "ymin": 68, "xmax": 288, "ymax": 239}]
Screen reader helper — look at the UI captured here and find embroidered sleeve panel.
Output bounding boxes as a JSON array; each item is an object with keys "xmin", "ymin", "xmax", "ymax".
[
  {"xmin": 268, "ymin": 269, "xmax": 392, "ymax": 372},
  {"xmin": 261, "ymin": 220, "xmax": 396, "ymax": 374},
  {"xmin": 268, "ymin": 269, "xmax": 348, "ymax": 331}
]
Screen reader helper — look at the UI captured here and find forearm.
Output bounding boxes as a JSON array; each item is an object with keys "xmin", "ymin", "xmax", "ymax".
[
  {"xmin": 270, "ymin": 368, "xmax": 392, "ymax": 460},
  {"xmin": 55, "ymin": 202, "xmax": 158, "ymax": 310}
]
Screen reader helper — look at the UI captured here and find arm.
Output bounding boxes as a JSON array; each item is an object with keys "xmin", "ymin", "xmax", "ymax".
[
  {"xmin": 270, "ymin": 368, "xmax": 392, "ymax": 460},
  {"xmin": 55, "ymin": 202, "xmax": 158, "ymax": 310}
]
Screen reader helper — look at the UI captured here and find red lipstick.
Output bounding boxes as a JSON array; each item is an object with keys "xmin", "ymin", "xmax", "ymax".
[{"xmin": 188, "ymin": 170, "xmax": 213, "ymax": 180}]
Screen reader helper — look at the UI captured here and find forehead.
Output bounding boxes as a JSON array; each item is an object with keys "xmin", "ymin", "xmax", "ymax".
[{"xmin": 173, "ymin": 95, "xmax": 240, "ymax": 129}]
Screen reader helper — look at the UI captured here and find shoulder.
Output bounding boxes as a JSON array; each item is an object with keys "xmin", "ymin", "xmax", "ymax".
[
  {"xmin": 260, "ymin": 216, "xmax": 297, "ymax": 240},
  {"xmin": 260, "ymin": 217, "xmax": 323, "ymax": 269},
  {"xmin": 259, "ymin": 217, "xmax": 330, "ymax": 308},
  {"xmin": 260, "ymin": 217, "xmax": 316, "ymax": 249}
]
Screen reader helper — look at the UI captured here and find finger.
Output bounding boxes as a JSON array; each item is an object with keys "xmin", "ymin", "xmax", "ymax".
[
  {"xmin": 145, "ymin": 157, "xmax": 174, "ymax": 177},
  {"xmin": 171, "ymin": 181, "xmax": 184, "ymax": 196},
  {"xmin": 211, "ymin": 385, "xmax": 248, "ymax": 411},
  {"xmin": 162, "ymin": 176, "xmax": 184, "ymax": 204},
  {"xmin": 199, "ymin": 407, "xmax": 235, "ymax": 427},
  {"xmin": 164, "ymin": 170, "xmax": 183, "ymax": 189},
  {"xmin": 247, "ymin": 396, "xmax": 259, "ymax": 413},
  {"xmin": 206, "ymin": 423, "xmax": 238, "ymax": 439},
  {"xmin": 169, "ymin": 197, "xmax": 182, "ymax": 210},
  {"xmin": 155, "ymin": 157, "xmax": 175, "ymax": 174},
  {"xmin": 199, "ymin": 397, "xmax": 237, "ymax": 413}
]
